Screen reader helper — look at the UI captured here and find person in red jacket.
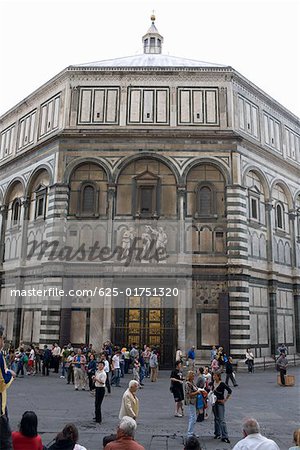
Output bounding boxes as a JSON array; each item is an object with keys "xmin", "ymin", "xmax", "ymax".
[{"xmin": 12, "ymin": 411, "xmax": 43, "ymax": 450}]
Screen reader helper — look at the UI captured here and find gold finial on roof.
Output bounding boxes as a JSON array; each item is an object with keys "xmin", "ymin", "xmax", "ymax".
[{"xmin": 151, "ymin": 11, "xmax": 156, "ymax": 22}]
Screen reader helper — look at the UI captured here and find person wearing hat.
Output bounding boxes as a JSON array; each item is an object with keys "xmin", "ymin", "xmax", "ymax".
[
  {"xmin": 0, "ymin": 324, "xmax": 16, "ymax": 449},
  {"xmin": 187, "ymin": 346, "xmax": 196, "ymax": 371}
]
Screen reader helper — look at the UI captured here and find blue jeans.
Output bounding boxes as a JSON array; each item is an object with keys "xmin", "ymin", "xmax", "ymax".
[
  {"xmin": 187, "ymin": 404, "xmax": 197, "ymax": 437},
  {"xmin": 114, "ymin": 368, "xmax": 120, "ymax": 387},
  {"xmin": 16, "ymin": 361, "xmax": 24, "ymax": 376},
  {"xmin": 139, "ymin": 366, "xmax": 145, "ymax": 384},
  {"xmin": 120, "ymin": 360, "xmax": 125, "ymax": 377},
  {"xmin": 61, "ymin": 361, "xmax": 66, "ymax": 377},
  {"xmin": 213, "ymin": 403, "xmax": 228, "ymax": 438}
]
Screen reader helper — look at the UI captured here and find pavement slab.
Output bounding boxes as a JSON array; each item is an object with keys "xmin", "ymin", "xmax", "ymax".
[{"xmin": 7, "ymin": 366, "xmax": 299, "ymax": 450}]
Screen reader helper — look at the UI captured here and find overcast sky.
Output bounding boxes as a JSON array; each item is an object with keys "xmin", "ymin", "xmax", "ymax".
[{"xmin": 0, "ymin": 0, "xmax": 299, "ymax": 118}]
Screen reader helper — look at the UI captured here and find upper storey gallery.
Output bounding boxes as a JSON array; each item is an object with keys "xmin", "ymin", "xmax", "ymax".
[{"xmin": 0, "ymin": 16, "xmax": 299, "ymax": 164}]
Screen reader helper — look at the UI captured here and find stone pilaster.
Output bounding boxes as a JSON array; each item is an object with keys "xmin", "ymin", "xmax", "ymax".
[
  {"xmin": 177, "ymin": 185, "xmax": 186, "ymax": 256},
  {"xmin": 39, "ymin": 184, "xmax": 69, "ymax": 345},
  {"xmin": 177, "ymin": 278, "xmax": 190, "ymax": 351},
  {"xmin": 289, "ymin": 210, "xmax": 297, "ymax": 268},
  {"xmin": 293, "ymin": 285, "xmax": 300, "ymax": 353},
  {"xmin": 226, "ymin": 185, "xmax": 250, "ymax": 358},
  {"xmin": 20, "ymin": 197, "xmax": 30, "ymax": 264},
  {"xmin": 102, "ymin": 278, "xmax": 113, "ymax": 344},
  {"xmin": 107, "ymin": 184, "xmax": 116, "ymax": 249},
  {"xmin": 0, "ymin": 205, "xmax": 8, "ymax": 264},
  {"xmin": 265, "ymin": 200, "xmax": 274, "ymax": 263},
  {"xmin": 268, "ymin": 280, "xmax": 278, "ymax": 357},
  {"xmin": 39, "ymin": 274, "xmax": 63, "ymax": 345}
]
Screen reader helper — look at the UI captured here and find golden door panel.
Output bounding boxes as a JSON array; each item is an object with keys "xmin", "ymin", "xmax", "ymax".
[
  {"xmin": 129, "ymin": 309, "xmax": 140, "ymax": 321},
  {"xmin": 149, "ymin": 309, "xmax": 161, "ymax": 322}
]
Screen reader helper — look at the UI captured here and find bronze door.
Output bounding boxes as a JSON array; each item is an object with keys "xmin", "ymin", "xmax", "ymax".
[{"xmin": 113, "ymin": 296, "xmax": 177, "ymax": 368}]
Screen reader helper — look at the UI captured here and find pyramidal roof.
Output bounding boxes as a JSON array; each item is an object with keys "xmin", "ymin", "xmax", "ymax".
[
  {"xmin": 71, "ymin": 15, "xmax": 228, "ymax": 70},
  {"xmin": 74, "ymin": 53, "xmax": 228, "ymax": 68}
]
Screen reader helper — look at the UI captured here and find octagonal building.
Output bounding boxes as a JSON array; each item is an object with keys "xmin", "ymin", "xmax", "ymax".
[{"xmin": 0, "ymin": 17, "xmax": 299, "ymax": 367}]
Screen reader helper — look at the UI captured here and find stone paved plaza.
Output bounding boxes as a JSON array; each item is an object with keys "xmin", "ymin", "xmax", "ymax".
[{"xmin": 7, "ymin": 366, "xmax": 300, "ymax": 450}]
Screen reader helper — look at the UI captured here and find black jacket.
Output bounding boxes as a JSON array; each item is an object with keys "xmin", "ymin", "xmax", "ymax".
[
  {"xmin": 43, "ymin": 348, "xmax": 52, "ymax": 362},
  {"xmin": 225, "ymin": 360, "xmax": 233, "ymax": 374}
]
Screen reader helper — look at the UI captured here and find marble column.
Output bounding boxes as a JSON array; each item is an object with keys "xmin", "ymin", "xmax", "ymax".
[
  {"xmin": 226, "ymin": 184, "xmax": 251, "ymax": 358},
  {"xmin": 268, "ymin": 280, "xmax": 278, "ymax": 357},
  {"xmin": 294, "ymin": 285, "xmax": 300, "ymax": 353}
]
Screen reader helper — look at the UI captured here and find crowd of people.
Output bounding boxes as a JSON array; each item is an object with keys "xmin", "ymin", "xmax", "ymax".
[{"xmin": 0, "ymin": 323, "xmax": 296, "ymax": 450}]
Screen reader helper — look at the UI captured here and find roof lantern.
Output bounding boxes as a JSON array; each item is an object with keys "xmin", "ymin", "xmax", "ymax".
[{"xmin": 142, "ymin": 13, "xmax": 164, "ymax": 54}]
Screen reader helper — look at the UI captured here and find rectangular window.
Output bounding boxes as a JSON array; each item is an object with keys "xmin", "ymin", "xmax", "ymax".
[
  {"xmin": 239, "ymin": 97, "xmax": 245, "ymax": 130},
  {"xmin": 251, "ymin": 106, "xmax": 258, "ymax": 137},
  {"xmin": 37, "ymin": 197, "xmax": 44, "ymax": 217},
  {"xmin": 245, "ymin": 102, "xmax": 251, "ymax": 131},
  {"xmin": 39, "ymin": 93, "xmax": 61, "ymax": 138},
  {"xmin": 140, "ymin": 187, "xmax": 153, "ymax": 214},
  {"xmin": 106, "ymin": 89, "xmax": 118, "ymax": 122},
  {"xmin": 18, "ymin": 110, "xmax": 37, "ymax": 150},
  {"xmin": 93, "ymin": 90, "xmax": 105, "ymax": 122},
  {"xmin": 285, "ymin": 127, "xmax": 300, "ymax": 160},
  {"xmin": 264, "ymin": 114, "xmax": 269, "ymax": 144},
  {"xmin": 205, "ymin": 90, "xmax": 217, "ymax": 124},
  {"xmin": 53, "ymin": 97, "xmax": 60, "ymax": 129},
  {"xmin": 251, "ymin": 198, "xmax": 258, "ymax": 220},
  {"xmin": 193, "ymin": 90, "xmax": 204, "ymax": 123},
  {"xmin": 274, "ymin": 122, "xmax": 280, "ymax": 149},
  {"xmin": 238, "ymin": 96, "xmax": 259, "ymax": 139},
  {"xmin": 1, "ymin": 124, "xmax": 15, "ymax": 157},
  {"xmin": 128, "ymin": 87, "xmax": 169, "ymax": 125},
  {"xmin": 263, "ymin": 111, "xmax": 281, "ymax": 151},
  {"xmin": 178, "ymin": 88, "xmax": 219, "ymax": 126},
  {"xmin": 143, "ymin": 90, "xmax": 154, "ymax": 122},
  {"xmin": 129, "ymin": 90, "xmax": 141, "ymax": 123},
  {"xmin": 269, "ymin": 118, "xmax": 275, "ymax": 145},
  {"xmin": 29, "ymin": 112, "xmax": 36, "ymax": 142},
  {"xmin": 35, "ymin": 191, "xmax": 46, "ymax": 219},
  {"xmin": 78, "ymin": 87, "xmax": 120, "ymax": 125}
]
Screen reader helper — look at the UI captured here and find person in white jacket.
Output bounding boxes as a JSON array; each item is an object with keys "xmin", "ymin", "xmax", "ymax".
[
  {"xmin": 119, "ymin": 380, "xmax": 139, "ymax": 420},
  {"xmin": 232, "ymin": 418, "xmax": 279, "ymax": 450}
]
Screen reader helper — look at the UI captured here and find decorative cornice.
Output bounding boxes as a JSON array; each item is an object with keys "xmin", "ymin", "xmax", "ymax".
[
  {"xmin": 0, "ymin": 71, "xmax": 69, "ymax": 124},
  {"xmin": 67, "ymin": 66, "xmax": 233, "ymax": 74},
  {"xmin": 232, "ymin": 72, "xmax": 300, "ymax": 128}
]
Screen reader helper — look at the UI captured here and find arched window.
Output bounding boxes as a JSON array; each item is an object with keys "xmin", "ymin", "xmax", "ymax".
[
  {"xmin": 199, "ymin": 186, "xmax": 212, "ymax": 215},
  {"xmin": 276, "ymin": 203, "xmax": 284, "ymax": 229},
  {"xmin": 79, "ymin": 182, "xmax": 98, "ymax": 217},
  {"xmin": 12, "ymin": 199, "xmax": 21, "ymax": 225},
  {"xmin": 195, "ymin": 182, "xmax": 216, "ymax": 217},
  {"xmin": 82, "ymin": 185, "xmax": 95, "ymax": 213}
]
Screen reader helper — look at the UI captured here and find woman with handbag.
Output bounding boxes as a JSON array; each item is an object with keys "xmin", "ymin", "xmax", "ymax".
[
  {"xmin": 185, "ymin": 371, "xmax": 202, "ymax": 438},
  {"xmin": 210, "ymin": 372, "xmax": 232, "ymax": 443}
]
